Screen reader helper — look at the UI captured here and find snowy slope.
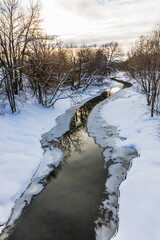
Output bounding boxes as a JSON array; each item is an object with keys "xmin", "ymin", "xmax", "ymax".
[{"xmin": 99, "ymin": 84, "xmax": 160, "ymax": 240}]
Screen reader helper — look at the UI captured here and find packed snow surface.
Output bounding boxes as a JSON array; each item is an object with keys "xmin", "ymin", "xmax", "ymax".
[{"xmin": 99, "ymin": 85, "xmax": 160, "ymax": 240}]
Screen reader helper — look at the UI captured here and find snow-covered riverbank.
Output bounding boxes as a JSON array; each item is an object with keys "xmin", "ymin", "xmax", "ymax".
[
  {"xmin": 98, "ymin": 77, "xmax": 160, "ymax": 240},
  {"xmin": 88, "ymin": 85, "xmax": 138, "ymax": 240}
]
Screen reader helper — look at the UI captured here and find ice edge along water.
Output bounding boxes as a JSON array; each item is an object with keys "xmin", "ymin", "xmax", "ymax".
[
  {"xmin": 101, "ymin": 84, "xmax": 160, "ymax": 240},
  {"xmin": 87, "ymin": 88, "xmax": 138, "ymax": 240}
]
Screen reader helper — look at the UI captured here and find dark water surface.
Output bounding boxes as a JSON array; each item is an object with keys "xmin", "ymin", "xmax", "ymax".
[{"xmin": 9, "ymin": 91, "xmax": 111, "ymax": 240}]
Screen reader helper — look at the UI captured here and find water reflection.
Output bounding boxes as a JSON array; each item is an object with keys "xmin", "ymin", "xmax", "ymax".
[{"xmin": 59, "ymin": 91, "xmax": 111, "ymax": 158}]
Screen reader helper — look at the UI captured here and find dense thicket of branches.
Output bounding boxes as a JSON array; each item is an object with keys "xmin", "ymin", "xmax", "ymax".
[
  {"xmin": 127, "ymin": 26, "xmax": 160, "ymax": 117},
  {"xmin": 0, "ymin": 0, "xmax": 123, "ymax": 113},
  {"xmin": 25, "ymin": 41, "xmax": 123, "ymax": 107}
]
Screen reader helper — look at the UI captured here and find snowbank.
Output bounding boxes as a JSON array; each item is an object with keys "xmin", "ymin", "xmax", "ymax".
[
  {"xmin": 0, "ymin": 99, "xmax": 69, "ymax": 232},
  {"xmin": 88, "ymin": 85, "xmax": 137, "ymax": 240},
  {"xmin": 99, "ymin": 87, "xmax": 160, "ymax": 240}
]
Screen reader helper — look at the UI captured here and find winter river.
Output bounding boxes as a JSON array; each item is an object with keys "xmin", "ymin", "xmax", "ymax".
[
  {"xmin": 6, "ymin": 80, "xmax": 136, "ymax": 240},
  {"xmin": 8, "ymin": 91, "xmax": 113, "ymax": 240}
]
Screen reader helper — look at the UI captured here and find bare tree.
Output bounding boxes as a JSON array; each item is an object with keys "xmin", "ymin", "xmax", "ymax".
[
  {"xmin": 0, "ymin": 0, "xmax": 41, "ymax": 112},
  {"xmin": 66, "ymin": 47, "xmax": 102, "ymax": 90},
  {"xmin": 101, "ymin": 42, "xmax": 123, "ymax": 75},
  {"xmin": 128, "ymin": 26, "xmax": 160, "ymax": 116},
  {"xmin": 25, "ymin": 34, "xmax": 70, "ymax": 107}
]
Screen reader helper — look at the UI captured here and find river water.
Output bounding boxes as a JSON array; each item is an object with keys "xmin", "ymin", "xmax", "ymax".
[{"xmin": 8, "ymin": 91, "xmax": 112, "ymax": 240}]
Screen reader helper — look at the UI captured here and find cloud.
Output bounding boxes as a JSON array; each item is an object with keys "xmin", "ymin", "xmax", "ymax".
[
  {"xmin": 53, "ymin": 0, "xmax": 159, "ymax": 24},
  {"xmin": 42, "ymin": 0, "xmax": 160, "ymax": 50},
  {"xmin": 53, "ymin": 0, "xmax": 106, "ymax": 20}
]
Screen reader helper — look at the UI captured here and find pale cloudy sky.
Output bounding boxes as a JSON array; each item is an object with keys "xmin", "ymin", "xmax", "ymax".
[{"xmin": 41, "ymin": 0, "xmax": 160, "ymax": 50}]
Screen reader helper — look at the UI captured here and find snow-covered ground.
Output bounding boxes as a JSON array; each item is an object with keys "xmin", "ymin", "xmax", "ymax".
[
  {"xmin": 96, "ymin": 77, "xmax": 160, "ymax": 240},
  {"xmin": 1, "ymin": 73, "xmax": 160, "ymax": 240},
  {"xmin": 0, "ymin": 82, "xmax": 118, "ymax": 237}
]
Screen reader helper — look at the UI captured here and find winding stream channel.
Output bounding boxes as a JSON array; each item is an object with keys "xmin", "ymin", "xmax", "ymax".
[{"xmin": 4, "ymin": 80, "xmax": 137, "ymax": 240}]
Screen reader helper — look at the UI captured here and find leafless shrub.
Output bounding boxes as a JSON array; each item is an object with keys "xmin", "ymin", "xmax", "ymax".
[{"xmin": 127, "ymin": 25, "xmax": 160, "ymax": 117}]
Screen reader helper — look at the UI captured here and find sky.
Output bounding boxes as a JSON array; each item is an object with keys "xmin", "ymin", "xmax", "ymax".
[{"xmin": 41, "ymin": 0, "xmax": 160, "ymax": 50}]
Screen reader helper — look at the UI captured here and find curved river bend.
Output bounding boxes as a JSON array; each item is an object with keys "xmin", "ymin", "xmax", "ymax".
[{"xmin": 5, "ymin": 81, "xmax": 136, "ymax": 240}]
